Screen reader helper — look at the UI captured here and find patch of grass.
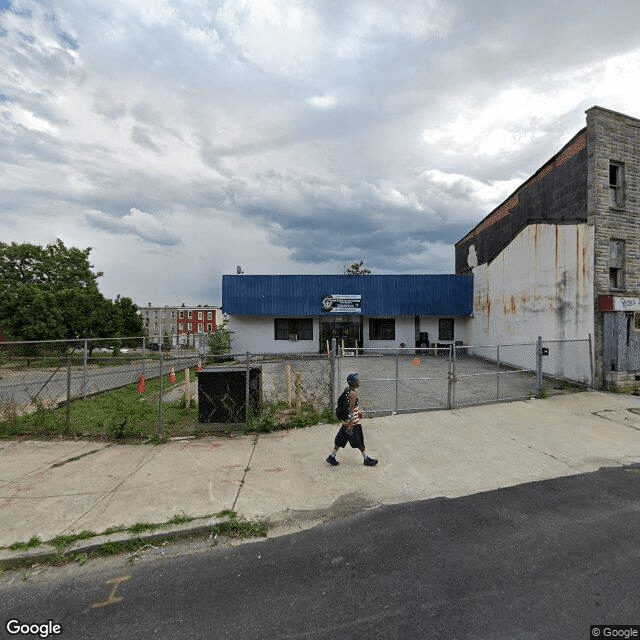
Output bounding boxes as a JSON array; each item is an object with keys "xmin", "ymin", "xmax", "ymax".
[
  {"xmin": 101, "ymin": 525, "xmax": 127, "ymax": 535},
  {"xmin": 212, "ymin": 517, "xmax": 267, "ymax": 539},
  {"xmin": 9, "ymin": 536, "xmax": 42, "ymax": 552},
  {"xmin": 245, "ymin": 402, "xmax": 337, "ymax": 433},
  {"xmin": 50, "ymin": 531, "xmax": 95, "ymax": 551},
  {"xmin": 0, "ymin": 368, "xmax": 200, "ymax": 441},
  {"xmin": 127, "ymin": 522, "xmax": 160, "ymax": 535},
  {"xmin": 167, "ymin": 514, "xmax": 195, "ymax": 525},
  {"xmin": 218, "ymin": 509, "xmax": 237, "ymax": 519}
]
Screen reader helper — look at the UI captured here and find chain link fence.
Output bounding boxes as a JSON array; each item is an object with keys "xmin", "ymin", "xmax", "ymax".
[{"xmin": 0, "ymin": 336, "xmax": 592, "ymax": 439}]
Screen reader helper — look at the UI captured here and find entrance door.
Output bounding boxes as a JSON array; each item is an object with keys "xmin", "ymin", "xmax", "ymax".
[{"xmin": 319, "ymin": 316, "xmax": 363, "ymax": 352}]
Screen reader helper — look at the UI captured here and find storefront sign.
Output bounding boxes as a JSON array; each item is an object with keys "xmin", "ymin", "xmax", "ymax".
[{"xmin": 321, "ymin": 294, "xmax": 362, "ymax": 313}]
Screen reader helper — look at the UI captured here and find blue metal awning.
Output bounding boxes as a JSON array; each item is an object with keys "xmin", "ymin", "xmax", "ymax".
[{"xmin": 222, "ymin": 274, "xmax": 473, "ymax": 316}]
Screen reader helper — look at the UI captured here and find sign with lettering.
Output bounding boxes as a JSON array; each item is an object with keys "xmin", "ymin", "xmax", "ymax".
[
  {"xmin": 613, "ymin": 297, "xmax": 640, "ymax": 312},
  {"xmin": 321, "ymin": 294, "xmax": 362, "ymax": 314}
]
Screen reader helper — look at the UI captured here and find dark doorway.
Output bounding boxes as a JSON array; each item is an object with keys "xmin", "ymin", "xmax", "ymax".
[{"xmin": 320, "ymin": 316, "xmax": 363, "ymax": 352}]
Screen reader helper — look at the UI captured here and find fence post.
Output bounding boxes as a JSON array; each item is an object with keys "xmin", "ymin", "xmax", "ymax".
[
  {"xmin": 536, "ymin": 336, "xmax": 543, "ymax": 398},
  {"xmin": 451, "ymin": 344, "xmax": 457, "ymax": 409},
  {"xmin": 82, "ymin": 339, "xmax": 88, "ymax": 399},
  {"xmin": 158, "ymin": 342, "xmax": 164, "ymax": 436},
  {"xmin": 588, "ymin": 333, "xmax": 594, "ymax": 390},
  {"xmin": 66, "ymin": 357, "xmax": 72, "ymax": 430},
  {"xmin": 496, "ymin": 344, "xmax": 500, "ymax": 402},
  {"xmin": 330, "ymin": 338, "xmax": 337, "ymax": 413},
  {"xmin": 447, "ymin": 345, "xmax": 453, "ymax": 410},
  {"xmin": 245, "ymin": 352, "xmax": 251, "ymax": 423},
  {"xmin": 394, "ymin": 348, "xmax": 399, "ymax": 414}
]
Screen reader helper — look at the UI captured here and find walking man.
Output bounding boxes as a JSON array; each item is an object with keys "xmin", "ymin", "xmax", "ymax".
[{"xmin": 327, "ymin": 373, "xmax": 378, "ymax": 467}]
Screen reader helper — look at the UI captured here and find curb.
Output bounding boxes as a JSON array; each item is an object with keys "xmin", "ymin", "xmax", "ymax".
[{"xmin": 0, "ymin": 516, "xmax": 230, "ymax": 569}]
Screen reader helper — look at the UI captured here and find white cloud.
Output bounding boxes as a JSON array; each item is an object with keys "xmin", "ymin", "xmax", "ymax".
[{"xmin": 2, "ymin": 0, "xmax": 640, "ymax": 305}]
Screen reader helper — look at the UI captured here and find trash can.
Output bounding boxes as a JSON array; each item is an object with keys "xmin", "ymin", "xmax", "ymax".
[{"xmin": 196, "ymin": 367, "xmax": 261, "ymax": 423}]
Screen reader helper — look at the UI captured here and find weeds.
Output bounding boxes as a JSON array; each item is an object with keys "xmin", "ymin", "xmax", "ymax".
[
  {"xmin": 245, "ymin": 402, "xmax": 337, "ymax": 433},
  {"xmin": 50, "ymin": 531, "xmax": 94, "ymax": 552},
  {"xmin": 9, "ymin": 537, "xmax": 42, "ymax": 552}
]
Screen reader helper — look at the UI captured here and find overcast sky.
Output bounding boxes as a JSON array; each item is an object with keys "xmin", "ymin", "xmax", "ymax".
[{"xmin": 2, "ymin": 0, "xmax": 640, "ymax": 307}]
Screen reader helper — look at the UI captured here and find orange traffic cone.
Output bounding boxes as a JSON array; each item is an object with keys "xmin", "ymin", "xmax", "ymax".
[
  {"xmin": 169, "ymin": 366, "xmax": 177, "ymax": 384},
  {"xmin": 137, "ymin": 374, "xmax": 146, "ymax": 393},
  {"xmin": 196, "ymin": 361, "xmax": 203, "ymax": 372}
]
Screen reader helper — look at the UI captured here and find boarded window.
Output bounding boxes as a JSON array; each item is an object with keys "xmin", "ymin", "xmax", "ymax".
[
  {"xmin": 274, "ymin": 318, "xmax": 313, "ymax": 340},
  {"xmin": 369, "ymin": 318, "xmax": 395, "ymax": 341}
]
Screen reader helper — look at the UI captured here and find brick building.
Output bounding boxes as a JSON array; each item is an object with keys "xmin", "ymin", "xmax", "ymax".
[
  {"xmin": 141, "ymin": 304, "xmax": 221, "ymax": 347},
  {"xmin": 455, "ymin": 105, "xmax": 640, "ymax": 389}
]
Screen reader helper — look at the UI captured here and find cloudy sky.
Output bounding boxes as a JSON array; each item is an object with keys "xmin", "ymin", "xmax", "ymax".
[{"xmin": 2, "ymin": 0, "xmax": 640, "ymax": 306}]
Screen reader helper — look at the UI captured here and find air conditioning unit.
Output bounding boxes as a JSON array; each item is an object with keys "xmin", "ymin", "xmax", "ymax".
[{"xmin": 288, "ymin": 334, "xmax": 298, "ymax": 341}]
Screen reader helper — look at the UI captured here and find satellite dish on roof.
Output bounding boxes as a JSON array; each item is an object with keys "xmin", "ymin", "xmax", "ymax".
[{"xmin": 236, "ymin": 266, "xmax": 244, "ymax": 274}]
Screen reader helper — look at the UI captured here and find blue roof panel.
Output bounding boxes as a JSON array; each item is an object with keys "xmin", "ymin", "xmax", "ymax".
[{"xmin": 222, "ymin": 274, "xmax": 472, "ymax": 316}]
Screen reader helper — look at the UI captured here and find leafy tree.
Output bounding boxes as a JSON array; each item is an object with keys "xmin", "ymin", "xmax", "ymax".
[
  {"xmin": 345, "ymin": 260, "xmax": 372, "ymax": 275},
  {"xmin": 0, "ymin": 240, "xmax": 140, "ymax": 343},
  {"xmin": 208, "ymin": 319, "xmax": 231, "ymax": 356}
]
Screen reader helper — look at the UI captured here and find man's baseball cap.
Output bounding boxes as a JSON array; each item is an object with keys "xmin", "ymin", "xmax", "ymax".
[{"xmin": 347, "ymin": 373, "xmax": 359, "ymax": 387}]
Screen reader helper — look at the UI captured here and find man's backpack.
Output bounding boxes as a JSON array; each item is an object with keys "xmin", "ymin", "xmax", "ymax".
[{"xmin": 335, "ymin": 387, "xmax": 351, "ymax": 421}]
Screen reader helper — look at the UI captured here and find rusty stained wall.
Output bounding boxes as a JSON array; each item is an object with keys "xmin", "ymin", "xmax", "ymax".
[{"xmin": 466, "ymin": 222, "xmax": 594, "ymax": 380}]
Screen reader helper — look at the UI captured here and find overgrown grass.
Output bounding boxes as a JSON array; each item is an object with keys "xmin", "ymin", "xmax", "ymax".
[
  {"xmin": 245, "ymin": 402, "xmax": 338, "ymax": 433},
  {"xmin": 9, "ymin": 536, "xmax": 42, "ymax": 552},
  {"xmin": 0, "ymin": 369, "xmax": 199, "ymax": 440}
]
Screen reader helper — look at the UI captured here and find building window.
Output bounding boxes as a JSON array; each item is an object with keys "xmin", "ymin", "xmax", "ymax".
[
  {"xmin": 439, "ymin": 318, "xmax": 454, "ymax": 341},
  {"xmin": 198, "ymin": 311, "xmax": 203, "ymax": 319},
  {"xmin": 198, "ymin": 323, "xmax": 203, "ymax": 332},
  {"xmin": 188, "ymin": 311, "xmax": 193, "ymax": 319},
  {"xmin": 635, "ymin": 312, "xmax": 640, "ymax": 332},
  {"xmin": 369, "ymin": 318, "xmax": 395, "ymax": 341},
  {"xmin": 208, "ymin": 311, "xmax": 212, "ymax": 320},
  {"xmin": 274, "ymin": 318, "xmax": 313, "ymax": 340},
  {"xmin": 609, "ymin": 239, "xmax": 625, "ymax": 290},
  {"xmin": 188, "ymin": 323, "xmax": 192, "ymax": 331},
  {"xmin": 207, "ymin": 323, "xmax": 212, "ymax": 332},
  {"xmin": 609, "ymin": 162, "xmax": 624, "ymax": 207},
  {"xmin": 179, "ymin": 311, "xmax": 183, "ymax": 319},
  {"xmin": 178, "ymin": 323, "xmax": 183, "ymax": 331}
]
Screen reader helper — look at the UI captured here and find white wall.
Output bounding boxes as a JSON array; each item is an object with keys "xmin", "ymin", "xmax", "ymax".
[
  {"xmin": 417, "ymin": 317, "xmax": 470, "ymax": 345},
  {"xmin": 362, "ymin": 317, "xmax": 415, "ymax": 350},
  {"xmin": 466, "ymin": 223, "xmax": 594, "ymax": 381},
  {"xmin": 228, "ymin": 316, "xmax": 320, "ymax": 354}
]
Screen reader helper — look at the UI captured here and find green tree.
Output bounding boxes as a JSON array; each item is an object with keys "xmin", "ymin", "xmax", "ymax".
[
  {"xmin": 208, "ymin": 319, "xmax": 231, "ymax": 356},
  {"xmin": 0, "ymin": 240, "xmax": 139, "ymax": 343},
  {"xmin": 345, "ymin": 260, "xmax": 372, "ymax": 275}
]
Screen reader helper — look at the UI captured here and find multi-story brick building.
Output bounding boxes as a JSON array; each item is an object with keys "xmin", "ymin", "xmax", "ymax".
[
  {"xmin": 455, "ymin": 105, "xmax": 640, "ymax": 389},
  {"xmin": 141, "ymin": 304, "xmax": 221, "ymax": 347}
]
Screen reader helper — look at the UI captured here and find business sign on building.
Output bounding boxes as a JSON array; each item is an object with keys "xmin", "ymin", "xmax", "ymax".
[{"xmin": 321, "ymin": 294, "xmax": 362, "ymax": 314}]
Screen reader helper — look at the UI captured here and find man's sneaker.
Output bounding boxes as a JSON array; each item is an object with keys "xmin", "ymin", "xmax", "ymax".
[
  {"xmin": 363, "ymin": 457, "xmax": 378, "ymax": 466},
  {"xmin": 326, "ymin": 455, "xmax": 339, "ymax": 466}
]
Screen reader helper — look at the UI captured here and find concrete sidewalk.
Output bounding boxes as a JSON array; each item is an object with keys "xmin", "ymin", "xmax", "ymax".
[{"xmin": 1, "ymin": 391, "xmax": 640, "ymax": 556}]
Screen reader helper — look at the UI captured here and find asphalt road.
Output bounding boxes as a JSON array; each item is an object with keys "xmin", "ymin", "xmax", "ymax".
[
  {"xmin": 0, "ymin": 355, "xmax": 201, "ymax": 406},
  {"xmin": 3, "ymin": 464, "xmax": 639, "ymax": 639}
]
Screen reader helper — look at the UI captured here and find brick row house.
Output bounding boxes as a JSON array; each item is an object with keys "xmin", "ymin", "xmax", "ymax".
[{"xmin": 141, "ymin": 304, "xmax": 221, "ymax": 347}]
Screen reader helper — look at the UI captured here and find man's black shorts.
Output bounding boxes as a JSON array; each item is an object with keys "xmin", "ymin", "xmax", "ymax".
[{"xmin": 334, "ymin": 424, "xmax": 365, "ymax": 450}]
